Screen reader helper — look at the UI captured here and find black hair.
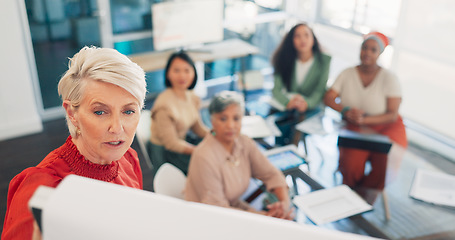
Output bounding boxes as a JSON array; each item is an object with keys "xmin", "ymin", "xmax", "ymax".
[
  {"xmin": 164, "ymin": 51, "xmax": 198, "ymax": 90},
  {"xmin": 271, "ymin": 23, "xmax": 322, "ymax": 91}
]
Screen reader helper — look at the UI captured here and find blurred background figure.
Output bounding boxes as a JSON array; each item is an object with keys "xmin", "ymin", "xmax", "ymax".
[
  {"xmin": 271, "ymin": 23, "xmax": 332, "ymax": 145},
  {"xmin": 185, "ymin": 91, "xmax": 292, "ymax": 220},
  {"xmin": 149, "ymin": 51, "xmax": 209, "ymax": 175},
  {"xmin": 324, "ymin": 32, "xmax": 408, "ymax": 197}
]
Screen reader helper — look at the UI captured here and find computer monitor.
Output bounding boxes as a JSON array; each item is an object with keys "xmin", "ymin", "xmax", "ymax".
[{"xmin": 151, "ymin": 0, "xmax": 224, "ymax": 51}]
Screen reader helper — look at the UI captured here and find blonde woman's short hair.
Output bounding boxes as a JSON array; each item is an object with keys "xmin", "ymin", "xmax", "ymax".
[{"xmin": 58, "ymin": 46, "xmax": 146, "ymax": 137}]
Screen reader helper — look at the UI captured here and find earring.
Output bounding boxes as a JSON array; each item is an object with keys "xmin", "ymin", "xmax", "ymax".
[
  {"xmin": 211, "ymin": 130, "xmax": 216, "ymax": 136},
  {"xmin": 76, "ymin": 128, "xmax": 81, "ymax": 136}
]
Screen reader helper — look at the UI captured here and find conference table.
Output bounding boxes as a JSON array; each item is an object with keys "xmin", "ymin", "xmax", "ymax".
[
  {"xmin": 248, "ymin": 140, "xmax": 392, "ymax": 239},
  {"xmin": 263, "ymin": 108, "xmax": 455, "ymax": 240}
]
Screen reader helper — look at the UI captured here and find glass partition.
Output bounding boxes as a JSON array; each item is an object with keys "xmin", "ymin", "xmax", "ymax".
[{"xmin": 25, "ymin": 0, "xmax": 101, "ymax": 111}]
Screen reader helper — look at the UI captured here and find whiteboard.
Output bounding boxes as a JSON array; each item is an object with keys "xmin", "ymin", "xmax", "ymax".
[{"xmin": 152, "ymin": 0, "xmax": 224, "ymax": 51}]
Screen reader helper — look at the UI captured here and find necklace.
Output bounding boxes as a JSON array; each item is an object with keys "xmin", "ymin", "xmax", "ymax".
[{"xmin": 227, "ymin": 156, "xmax": 240, "ymax": 167}]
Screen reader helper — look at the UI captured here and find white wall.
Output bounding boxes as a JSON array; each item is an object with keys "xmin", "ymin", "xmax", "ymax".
[
  {"xmin": 0, "ymin": 0, "xmax": 42, "ymax": 141},
  {"xmin": 393, "ymin": 0, "xmax": 455, "ymax": 140}
]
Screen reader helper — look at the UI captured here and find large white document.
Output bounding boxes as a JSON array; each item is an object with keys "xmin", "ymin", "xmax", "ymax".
[
  {"xmin": 409, "ymin": 169, "xmax": 455, "ymax": 208},
  {"xmin": 241, "ymin": 115, "xmax": 281, "ymax": 138},
  {"xmin": 30, "ymin": 175, "xmax": 379, "ymax": 240},
  {"xmin": 292, "ymin": 185, "xmax": 373, "ymax": 225}
]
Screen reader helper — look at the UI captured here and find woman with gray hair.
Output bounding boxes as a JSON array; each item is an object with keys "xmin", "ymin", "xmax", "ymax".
[
  {"xmin": 2, "ymin": 46, "xmax": 147, "ymax": 240},
  {"xmin": 184, "ymin": 91, "xmax": 292, "ymax": 219}
]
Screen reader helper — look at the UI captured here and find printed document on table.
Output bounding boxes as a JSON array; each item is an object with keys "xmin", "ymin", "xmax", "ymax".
[
  {"xmin": 292, "ymin": 185, "xmax": 373, "ymax": 225},
  {"xmin": 241, "ymin": 115, "xmax": 278, "ymax": 139},
  {"xmin": 409, "ymin": 169, "xmax": 455, "ymax": 208}
]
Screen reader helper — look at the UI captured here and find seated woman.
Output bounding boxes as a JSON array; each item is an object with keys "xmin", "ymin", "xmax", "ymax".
[
  {"xmin": 185, "ymin": 91, "xmax": 292, "ymax": 219},
  {"xmin": 324, "ymin": 32, "xmax": 408, "ymax": 195},
  {"xmin": 271, "ymin": 23, "xmax": 331, "ymax": 145},
  {"xmin": 149, "ymin": 51, "xmax": 209, "ymax": 175},
  {"xmin": 2, "ymin": 46, "xmax": 147, "ymax": 240}
]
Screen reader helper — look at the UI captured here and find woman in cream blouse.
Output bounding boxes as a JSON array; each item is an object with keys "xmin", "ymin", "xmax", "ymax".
[
  {"xmin": 324, "ymin": 32, "xmax": 407, "ymax": 196},
  {"xmin": 185, "ymin": 91, "xmax": 292, "ymax": 219},
  {"xmin": 149, "ymin": 51, "xmax": 209, "ymax": 175}
]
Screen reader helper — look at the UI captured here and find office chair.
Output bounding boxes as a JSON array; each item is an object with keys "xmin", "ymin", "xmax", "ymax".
[
  {"xmin": 153, "ymin": 163, "xmax": 186, "ymax": 199},
  {"xmin": 135, "ymin": 109, "xmax": 153, "ymax": 169}
]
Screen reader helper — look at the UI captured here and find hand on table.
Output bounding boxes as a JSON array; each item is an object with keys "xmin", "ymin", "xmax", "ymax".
[
  {"xmin": 265, "ymin": 201, "xmax": 294, "ymax": 220},
  {"xmin": 286, "ymin": 95, "xmax": 308, "ymax": 113},
  {"xmin": 345, "ymin": 107, "xmax": 365, "ymax": 125}
]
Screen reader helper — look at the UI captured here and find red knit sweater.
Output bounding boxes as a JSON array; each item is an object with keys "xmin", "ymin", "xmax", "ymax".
[{"xmin": 1, "ymin": 136, "xmax": 143, "ymax": 239}]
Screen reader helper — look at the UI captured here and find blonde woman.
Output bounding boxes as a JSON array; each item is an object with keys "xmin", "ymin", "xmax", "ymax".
[{"xmin": 2, "ymin": 46, "xmax": 146, "ymax": 240}]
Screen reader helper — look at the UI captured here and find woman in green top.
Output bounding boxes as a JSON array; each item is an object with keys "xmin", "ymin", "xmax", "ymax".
[
  {"xmin": 272, "ymin": 23, "xmax": 331, "ymax": 112},
  {"xmin": 271, "ymin": 23, "xmax": 331, "ymax": 145}
]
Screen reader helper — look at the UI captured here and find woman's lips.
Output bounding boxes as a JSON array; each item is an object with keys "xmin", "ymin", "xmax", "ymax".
[{"xmin": 105, "ymin": 141, "xmax": 124, "ymax": 146}]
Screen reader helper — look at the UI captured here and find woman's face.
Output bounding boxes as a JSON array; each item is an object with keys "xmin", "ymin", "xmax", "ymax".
[
  {"xmin": 167, "ymin": 57, "xmax": 195, "ymax": 91},
  {"xmin": 293, "ymin": 25, "xmax": 314, "ymax": 55},
  {"xmin": 360, "ymin": 39, "xmax": 381, "ymax": 66},
  {"xmin": 211, "ymin": 104, "xmax": 242, "ymax": 146},
  {"xmin": 67, "ymin": 80, "xmax": 141, "ymax": 165}
]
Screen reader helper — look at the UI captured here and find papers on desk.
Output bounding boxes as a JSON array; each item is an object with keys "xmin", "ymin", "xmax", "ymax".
[
  {"xmin": 292, "ymin": 185, "xmax": 373, "ymax": 225},
  {"xmin": 245, "ymin": 96, "xmax": 285, "ymax": 118},
  {"xmin": 409, "ymin": 169, "xmax": 455, "ymax": 208},
  {"xmin": 266, "ymin": 98, "xmax": 286, "ymax": 112},
  {"xmin": 241, "ymin": 115, "xmax": 281, "ymax": 138}
]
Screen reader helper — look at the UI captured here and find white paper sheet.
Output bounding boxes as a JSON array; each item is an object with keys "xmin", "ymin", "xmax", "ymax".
[
  {"xmin": 409, "ymin": 169, "xmax": 455, "ymax": 208},
  {"xmin": 241, "ymin": 115, "xmax": 280, "ymax": 138},
  {"xmin": 265, "ymin": 98, "xmax": 286, "ymax": 112},
  {"xmin": 293, "ymin": 185, "xmax": 373, "ymax": 225},
  {"xmin": 39, "ymin": 175, "xmax": 378, "ymax": 240}
]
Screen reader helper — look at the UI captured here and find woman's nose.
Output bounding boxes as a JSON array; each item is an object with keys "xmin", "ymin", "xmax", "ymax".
[
  {"xmin": 109, "ymin": 114, "xmax": 123, "ymax": 134},
  {"xmin": 227, "ymin": 119, "xmax": 236, "ymax": 128}
]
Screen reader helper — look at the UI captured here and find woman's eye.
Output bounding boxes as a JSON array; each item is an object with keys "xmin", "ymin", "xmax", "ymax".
[
  {"xmin": 94, "ymin": 111, "xmax": 104, "ymax": 115},
  {"xmin": 124, "ymin": 110, "xmax": 135, "ymax": 115}
]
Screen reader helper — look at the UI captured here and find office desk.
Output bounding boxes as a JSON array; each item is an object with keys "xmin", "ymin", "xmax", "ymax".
[
  {"xmin": 128, "ymin": 38, "xmax": 260, "ymax": 73},
  {"xmin": 291, "ymin": 110, "xmax": 455, "ymax": 239},
  {"xmin": 247, "ymin": 137, "xmax": 390, "ymax": 238}
]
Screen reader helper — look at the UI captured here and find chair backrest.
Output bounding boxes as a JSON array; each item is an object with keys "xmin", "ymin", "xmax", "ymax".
[
  {"xmin": 136, "ymin": 109, "xmax": 153, "ymax": 169},
  {"xmin": 153, "ymin": 163, "xmax": 186, "ymax": 199}
]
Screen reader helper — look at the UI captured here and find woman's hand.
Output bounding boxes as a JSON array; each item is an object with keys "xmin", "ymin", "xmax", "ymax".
[
  {"xmin": 286, "ymin": 95, "xmax": 308, "ymax": 113},
  {"xmin": 32, "ymin": 221, "xmax": 42, "ymax": 240},
  {"xmin": 265, "ymin": 201, "xmax": 294, "ymax": 220},
  {"xmin": 345, "ymin": 107, "xmax": 365, "ymax": 125}
]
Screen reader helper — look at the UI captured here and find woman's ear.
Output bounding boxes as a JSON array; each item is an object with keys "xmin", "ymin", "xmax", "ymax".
[{"xmin": 63, "ymin": 100, "xmax": 78, "ymax": 127}]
